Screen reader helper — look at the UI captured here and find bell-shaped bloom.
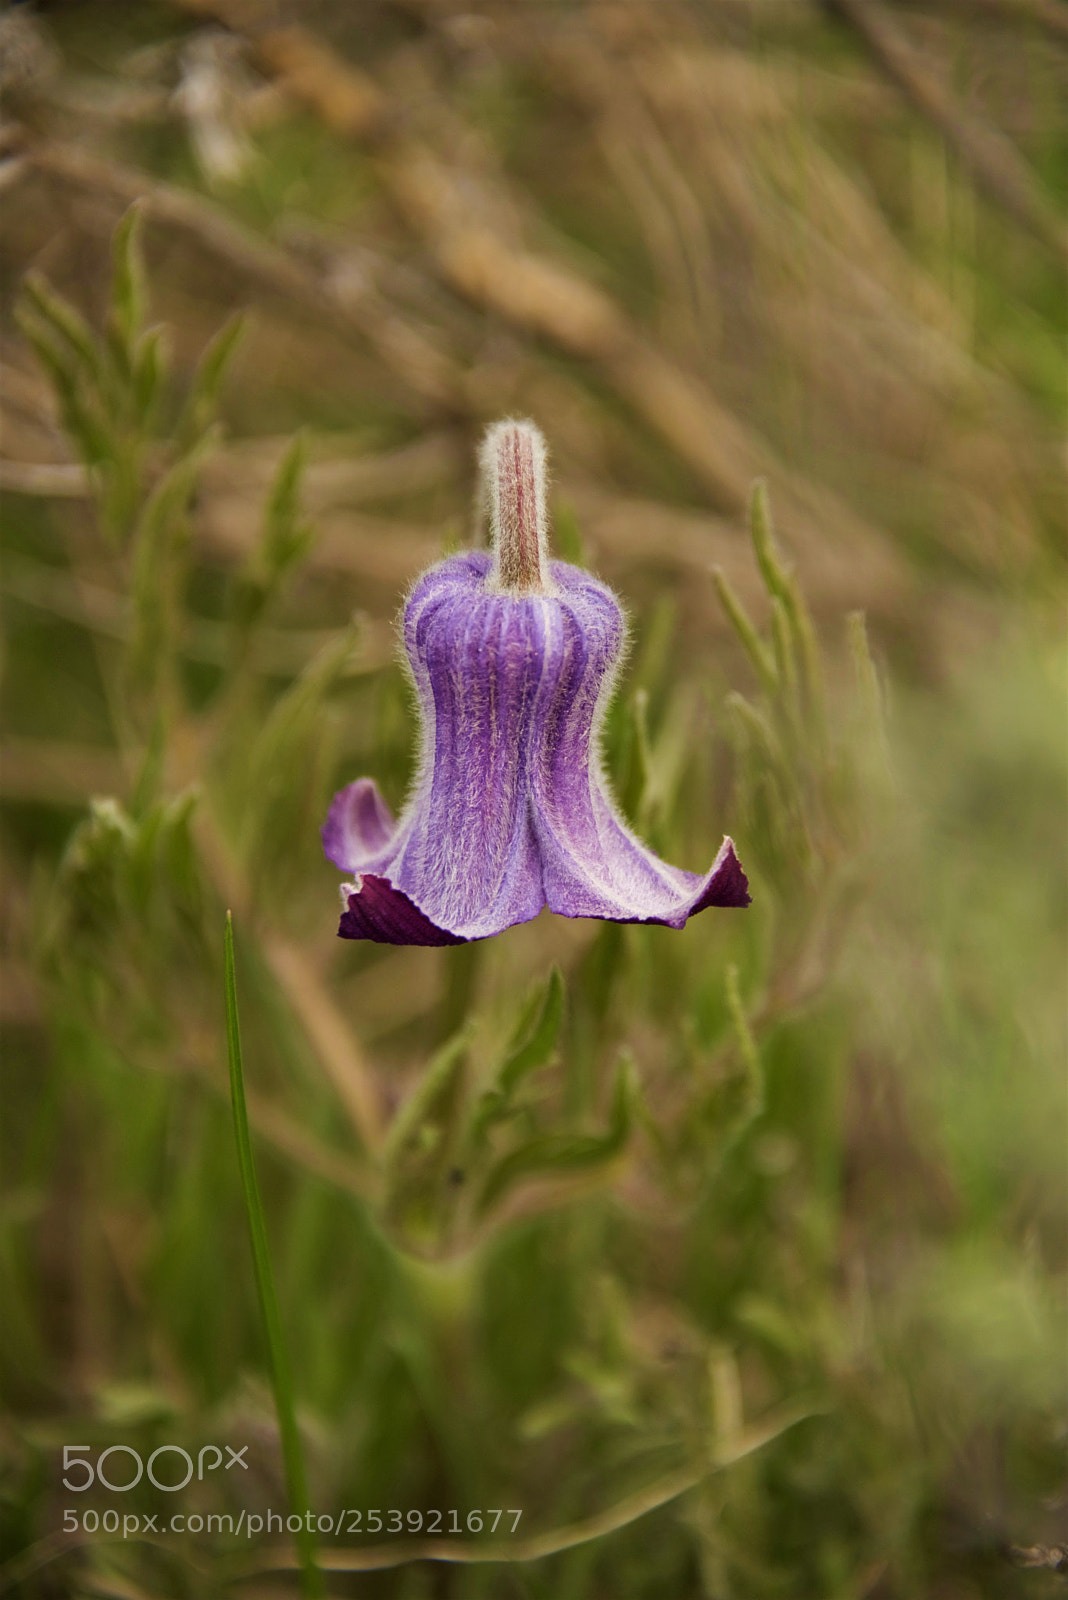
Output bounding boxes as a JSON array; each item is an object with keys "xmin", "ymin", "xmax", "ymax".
[{"xmin": 323, "ymin": 420, "xmax": 750, "ymax": 945}]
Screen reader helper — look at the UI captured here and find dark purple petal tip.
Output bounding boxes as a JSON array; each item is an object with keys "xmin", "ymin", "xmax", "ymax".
[
  {"xmin": 339, "ymin": 875, "xmax": 468, "ymax": 946},
  {"xmin": 691, "ymin": 837, "xmax": 751, "ymax": 913}
]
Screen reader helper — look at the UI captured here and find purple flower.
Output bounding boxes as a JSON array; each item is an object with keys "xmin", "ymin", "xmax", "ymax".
[{"xmin": 323, "ymin": 420, "xmax": 750, "ymax": 945}]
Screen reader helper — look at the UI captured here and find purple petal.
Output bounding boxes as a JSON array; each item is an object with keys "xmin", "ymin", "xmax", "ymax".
[
  {"xmin": 361, "ymin": 554, "xmax": 546, "ymax": 940},
  {"xmin": 339, "ymin": 875, "xmax": 468, "ymax": 945},
  {"xmin": 530, "ymin": 565, "xmax": 750, "ymax": 927},
  {"xmin": 322, "ymin": 778, "xmax": 396, "ymax": 872},
  {"xmin": 687, "ymin": 837, "xmax": 751, "ymax": 913}
]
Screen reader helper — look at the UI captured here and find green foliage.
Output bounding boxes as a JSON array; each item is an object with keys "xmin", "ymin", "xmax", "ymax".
[
  {"xmin": 16, "ymin": 211, "xmax": 185, "ymax": 548},
  {"xmin": 471, "ymin": 964, "xmax": 566, "ymax": 1143},
  {"xmin": 711, "ymin": 482, "xmax": 883, "ymax": 905},
  {"xmin": 239, "ymin": 623, "xmax": 361, "ymax": 898},
  {"xmin": 383, "ymin": 1029, "xmax": 470, "ymax": 1241},
  {"xmin": 176, "ymin": 313, "xmax": 247, "ymax": 452},
  {"xmin": 15, "ymin": 208, "xmax": 244, "ymax": 762},
  {"xmin": 477, "ymin": 1052, "xmax": 638, "ymax": 1216},
  {"xmin": 232, "ymin": 432, "xmax": 316, "ymax": 644},
  {"xmin": 46, "ymin": 788, "xmax": 206, "ymax": 1033}
]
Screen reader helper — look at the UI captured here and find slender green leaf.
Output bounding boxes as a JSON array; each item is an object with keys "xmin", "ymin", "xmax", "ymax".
[
  {"xmin": 499, "ymin": 965, "xmax": 565, "ymax": 1096},
  {"xmin": 749, "ymin": 482, "xmax": 825, "ymax": 734},
  {"xmin": 469, "ymin": 967, "xmax": 566, "ymax": 1147},
  {"xmin": 770, "ymin": 596, "xmax": 801, "ymax": 730},
  {"xmin": 848, "ymin": 609, "xmax": 893, "ymax": 781},
  {"xmin": 478, "ymin": 1053, "xmax": 637, "ymax": 1214},
  {"xmin": 178, "ymin": 311, "xmax": 246, "ymax": 446},
  {"xmin": 712, "ymin": 565, "xmax": 777, "ymax": 696},
  {"xmin": 133, "ymin": 326, "xmax": 168, "ymax": 424},
  {"xmin": 224, "ymin": 914, "xmax": 323, "ymax": 1599},
  {"xmin": 725, "ymin": 691, "xmax": 790, "ymax": 778},
  {"xmin": 20, "ymin": 271, "xmax": 102, "ymax": 380},
  {"xmin": 384, "ymin": 1030, "xmax": 469, "ymax": 1177},
  {"xmin": 16, "ymin": 309, "xmax": 112, "ymax": 468},
  {"xmin": 110, "ymin": 205, "xmax": 145, "ymax": 355},
  {"xmin": 234, "ymin": 433, "xmax": 315, "ymax": 638},
  {"xmin": 264, "ymin": 433, "xmax": 307, "ymax": 561},
  {"xmin": 748, "ymin": 479, "xmax": 791, "ymax": 603},
  {"xmin": 722, "ymin": 963, "xmax": 765, "ymax": 1152}
]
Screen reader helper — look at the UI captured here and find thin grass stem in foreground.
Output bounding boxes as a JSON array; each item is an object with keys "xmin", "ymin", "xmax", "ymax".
[{"xmin": 224, "ymin": 911, "xmax": 324, "ymax": 1599}]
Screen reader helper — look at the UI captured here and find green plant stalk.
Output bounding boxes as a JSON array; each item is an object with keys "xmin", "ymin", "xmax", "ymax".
[
  {"xmin": 224, "ymin": 912, "xmax": 324, "ymax": 1599},
  {"xmin": 724, "ymin": 965, "xmax": 764, "ymax": 1124},
  {"xmin": 721, "ymin": 963, "xmax": 766, "ymax": 1160},
  {"xmin": 747, "ymin": 482, "xmax": 825, "ymax": 739},
  {"xmin": 769, "ymin": 596, "xmax": 801, "ymax": 734},
  {"xmin": 711, "ymin": 565, "xmax": 778, "ymax": 696},
  {"xmin": 847, "ymin": 609, "xmax": 892, "ymax": 779}
]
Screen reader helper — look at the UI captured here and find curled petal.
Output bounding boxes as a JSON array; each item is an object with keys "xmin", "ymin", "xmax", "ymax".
[
  {"xmin": 339, "ymin": 875, "xmax": 467, "ymax": 946},
  {"xmin": 322, "ymin": 778, "xmax": 396, "ymax": 872},
  {"xmin": 686, "ymin": 838, "xmax": 751, "ymax": 914},
  {"xmin": 537, "ymin": 804, "xmax": 751, "ymax": 927}
]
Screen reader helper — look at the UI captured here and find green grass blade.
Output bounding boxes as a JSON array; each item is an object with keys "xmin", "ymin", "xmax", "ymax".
[
  {"xmin": 723, "ymin": 963, "xmax": 765, "ymax": 1155},
  {"xmin": 224, "ymin": 912, "xmax": 324, "ymax": 1599}
]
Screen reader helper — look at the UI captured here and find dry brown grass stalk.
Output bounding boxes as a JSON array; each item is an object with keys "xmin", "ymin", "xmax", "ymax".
[
  {"xmin": 824, "ymin": 0, "xmax": 1068, "ymax": 258},
  {"xmin": 18, "ymin": 140, "xmax": 465, "ymax": 413},
  {"xmin": 164, "ymin": 0, "xmax": 916, "ymax": 598},
  {"xmin": 530, "ymin": 8, "xmax": 1050, "ymax": 574}
]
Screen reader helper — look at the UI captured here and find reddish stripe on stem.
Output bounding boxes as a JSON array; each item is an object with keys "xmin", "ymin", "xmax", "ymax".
[{"xmin": 487, "ymin": 420, "xmax": 546, "ymax": 593}]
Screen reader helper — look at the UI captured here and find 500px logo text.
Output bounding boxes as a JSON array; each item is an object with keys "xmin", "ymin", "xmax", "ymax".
[{"xmin": 62, "ymin": 1444, "xmax": 249, "ymax": 1493}]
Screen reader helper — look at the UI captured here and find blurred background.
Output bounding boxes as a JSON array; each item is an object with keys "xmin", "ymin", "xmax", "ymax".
[{"xmin": 0, "ymin": 1, "xmax": 1065, "ymax": 1596}]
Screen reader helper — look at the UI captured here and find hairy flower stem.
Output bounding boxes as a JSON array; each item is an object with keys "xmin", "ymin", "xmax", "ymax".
[{"xmin": 483, "ymin": 418, "xmax": 550, "ymax": 594}]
